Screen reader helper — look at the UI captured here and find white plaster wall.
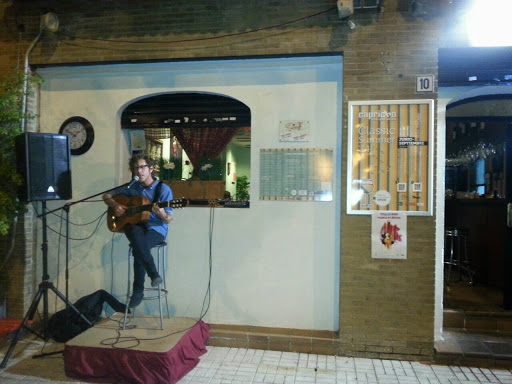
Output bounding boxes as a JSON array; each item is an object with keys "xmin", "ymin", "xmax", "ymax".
[
  {"xmin": 36, "ymin": 56, "xmax": 342, "ymax": 330},
  {"xmin": 435, "ymin": 99, "xmax": 447, "ymax": 341},
  {"xmin": 435, "ymin": 85, "xmax": 484, "ymax": 339}
]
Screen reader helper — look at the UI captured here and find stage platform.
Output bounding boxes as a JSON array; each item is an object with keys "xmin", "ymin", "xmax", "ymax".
[{"xmin": 64, "ymin": 314, "xmax": 209, "ymax": 384}]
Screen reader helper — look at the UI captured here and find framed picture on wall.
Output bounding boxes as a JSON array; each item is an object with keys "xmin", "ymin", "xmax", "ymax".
[{"xmin": 347, "ymin": 99, "xmax": 434, "ymax": 216}]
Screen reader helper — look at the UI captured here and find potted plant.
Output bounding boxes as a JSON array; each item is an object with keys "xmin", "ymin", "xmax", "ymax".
[
  {"xmin": 199, "ymin": 157, "xmax": 222, "ymax": 181},
  {"xmin": 159, "ymin": 156, "xmax": 183, "ymax": 181},
  {"xmin": 235, "ymin": 175, "xmax": 250, "ymax": 201}
]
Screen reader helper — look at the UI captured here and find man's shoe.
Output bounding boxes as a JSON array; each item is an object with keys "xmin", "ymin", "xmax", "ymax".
[
  {"xmin": 129, "ymin": 291, "xmax": 144, "ymax": 308},
  {"xmin": 151, "ymin": 275, "xmax": 163, "ymax": 287}
]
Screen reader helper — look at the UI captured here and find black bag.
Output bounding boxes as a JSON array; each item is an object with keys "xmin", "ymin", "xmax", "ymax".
[{"xmin": 48, "ymin": 289, "xmax": 127, "ymax": 342}]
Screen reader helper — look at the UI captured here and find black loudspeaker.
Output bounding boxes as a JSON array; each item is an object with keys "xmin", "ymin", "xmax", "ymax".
[{"xmin": 16, "ymin": 132, "xmax": 72, "ymax": 201}]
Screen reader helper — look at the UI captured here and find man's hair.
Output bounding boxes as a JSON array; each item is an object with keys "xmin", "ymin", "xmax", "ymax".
[{"xmin": 129, "ymin": 154, "xmax": 155, "ymax": 175}]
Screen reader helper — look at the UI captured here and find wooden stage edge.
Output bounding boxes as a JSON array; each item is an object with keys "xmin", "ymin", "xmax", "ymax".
[{"xmin": 64, "ymin": 314, "xmax": 210, "ymax": 384}]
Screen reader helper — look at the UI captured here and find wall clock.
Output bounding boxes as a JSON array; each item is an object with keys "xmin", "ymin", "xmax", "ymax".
[{"xmin": 59, "ymin": 116, "xmax": 94, "ymax": 155}]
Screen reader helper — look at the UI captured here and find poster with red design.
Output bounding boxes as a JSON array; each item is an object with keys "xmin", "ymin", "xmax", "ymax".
[{"xmin": 371, "ymin": 212, "xmax": 407, "ymax": 259}]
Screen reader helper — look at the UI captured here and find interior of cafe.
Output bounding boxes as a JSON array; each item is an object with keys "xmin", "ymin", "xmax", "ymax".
[
  {"xmin": 439, "ymin": 44, "xmax": 512, "ymax": 315},
  {"xmin": 443, "ymin": 107, "xmax": 510, "ymax": 313}
]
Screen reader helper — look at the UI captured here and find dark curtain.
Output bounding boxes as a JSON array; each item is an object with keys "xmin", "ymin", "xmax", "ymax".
[{"xmin": 171, "ymin": 126, "xmax": 238, "ymax": 177}]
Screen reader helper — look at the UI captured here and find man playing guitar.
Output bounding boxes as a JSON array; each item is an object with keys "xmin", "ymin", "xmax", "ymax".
[{"xmin": 103, "ymin": 154, "xmax": 173, "ymax": 308}]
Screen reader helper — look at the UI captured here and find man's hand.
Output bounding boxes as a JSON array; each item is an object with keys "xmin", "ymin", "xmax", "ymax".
[
  {"xmin": 112, "ymin": 204, "xmax": 126, "ymax": 217},
  {"xmin": 103, "ymin": 193, "xmax": 126, "ymax": 217},
  {"xmin": 153, "ymin": 203, "xmax": 172, "ymax": 224}
]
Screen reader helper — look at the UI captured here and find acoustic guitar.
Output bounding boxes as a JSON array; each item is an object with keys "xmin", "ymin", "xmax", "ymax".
[{"xmin": 107, "ymin": 195, "xmax": 188, "ymax": 232}]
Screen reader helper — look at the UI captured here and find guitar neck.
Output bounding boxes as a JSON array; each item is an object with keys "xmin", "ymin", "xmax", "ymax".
[{"xmin": 126, "ymin": 199, "xmax": 186, "ymax": 216}]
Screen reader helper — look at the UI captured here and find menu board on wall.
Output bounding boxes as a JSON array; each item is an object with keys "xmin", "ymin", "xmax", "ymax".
[
  {"xmin": 347, "ymin": 100, "xmax": 433, "ymax": 215},
  {"xmin": 260, "ymin": 148, "xmax": 333, "ymax": 201}
]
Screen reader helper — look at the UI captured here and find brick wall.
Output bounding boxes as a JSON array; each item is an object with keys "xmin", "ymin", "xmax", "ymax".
[{"xmin": 0, "ymin": 0, "xmax": 470, "ymax": 360}]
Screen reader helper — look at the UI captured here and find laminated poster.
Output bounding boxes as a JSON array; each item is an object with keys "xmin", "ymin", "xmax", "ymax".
[
  {"xmin": 371, "ymin": 211, "xmax": 407, "ymax": 259},
  {"xmin": 347, "ymin": 100, "xmax": 433, "ymax": 216}
]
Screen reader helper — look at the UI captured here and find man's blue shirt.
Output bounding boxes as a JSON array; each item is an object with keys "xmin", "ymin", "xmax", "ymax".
[{"xmin": 114, "ymin": 180, "xmax": 173, "ymax": 238}]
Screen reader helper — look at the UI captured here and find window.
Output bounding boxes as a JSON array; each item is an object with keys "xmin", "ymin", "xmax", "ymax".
[{"xmin": 121, "ymin": 92, "xmax": 251, "ymax": 204}]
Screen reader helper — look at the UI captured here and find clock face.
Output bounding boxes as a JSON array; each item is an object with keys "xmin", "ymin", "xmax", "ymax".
[{"xmin": 59, "ymin": 117, "xmax": 94, "ymax": 155}]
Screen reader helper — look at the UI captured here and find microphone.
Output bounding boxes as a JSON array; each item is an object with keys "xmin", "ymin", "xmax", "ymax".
[{"xmin": 126, "ymin": 175, "xmax": 139, "ymax": 189}]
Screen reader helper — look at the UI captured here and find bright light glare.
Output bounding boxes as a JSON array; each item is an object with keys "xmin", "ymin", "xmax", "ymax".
[
  {"xmin": 467, "ymin": 0, "xmax": 512, "ymax": 47},
  {"xmin": 350, "ymin": 188, "xmax": 364, "ymax": 206}
]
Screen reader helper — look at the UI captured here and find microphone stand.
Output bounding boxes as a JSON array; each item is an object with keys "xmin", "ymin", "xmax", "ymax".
[{"xmin": 0, "ymin": 181, "xmax": 132, "ymax": 367}]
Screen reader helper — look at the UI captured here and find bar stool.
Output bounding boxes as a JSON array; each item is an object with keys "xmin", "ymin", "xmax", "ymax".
[
  {"xmin": 444, "ymin": 227, "xmax": 474, "ymax": 285},
  {"xmin": 123, "ymin": 241, "xmax": 170, "ymax": 330}
]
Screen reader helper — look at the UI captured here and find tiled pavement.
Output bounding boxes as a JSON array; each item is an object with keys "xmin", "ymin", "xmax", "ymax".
[
  {"xmin": 2, "ymin": 331, "xmax": 512, "ymax": 384},
  {"xmin": 435, "ymin": 328, "xmax": 512, "ymax": 368}
]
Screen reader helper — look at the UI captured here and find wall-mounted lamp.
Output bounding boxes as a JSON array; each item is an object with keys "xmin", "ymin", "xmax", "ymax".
[
  {"xmin": 40, "ymin": 12, "xmax": 59, "ymax": 32},
  {"xmin": 337, "ymin": 0, "xmax": 354, "ymax": 19}
]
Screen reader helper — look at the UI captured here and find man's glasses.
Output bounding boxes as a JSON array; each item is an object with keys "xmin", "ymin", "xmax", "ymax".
[{"xmin": 132, "ymin": 164, "xmax": 149, "ymax": 172}]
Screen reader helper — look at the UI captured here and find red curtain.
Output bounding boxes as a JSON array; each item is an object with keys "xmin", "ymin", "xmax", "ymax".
[{"xmin": 171, "ymin": 126, "xmax": 238, "ymax": 177}]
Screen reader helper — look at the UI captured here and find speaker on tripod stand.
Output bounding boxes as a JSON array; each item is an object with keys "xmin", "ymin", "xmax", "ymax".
[
  {"xmin": 0, "ymin": 132, "xmax": 91, "ymax": 368},
  {"xmin": 16, "ymin": 132, "xmax": 72, "ymax": 201}
]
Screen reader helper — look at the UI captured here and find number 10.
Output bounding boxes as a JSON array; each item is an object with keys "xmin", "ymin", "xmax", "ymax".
[{"xmin": 416, "ymin": 75, "xmax": 434, "ymax": 93}]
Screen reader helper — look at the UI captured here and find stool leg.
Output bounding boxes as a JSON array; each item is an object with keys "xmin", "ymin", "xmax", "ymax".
[
  {"xmin": 461, "ymin": 234, "xmax": 474, "ymax": 285},
  {"xmin": 162, "ymin": 247, "xmax": 170, "ymax": 318},
  {"xmin": 456, "ymin": 234, "xmax": 462, "ymax": 282},
  {"xmin": 123, "ymin": 247, "xmax": 132, "ymax": 330},
  {"xmin": 157, "ymin": 247, "xmax": 164, "ymax": 330},
  {"xmin": 445, "ymin": 234, "xmax": 454, "ymax": 285},
  {"xmin": 158, "ymin": 284, "xmax": 163, "ymax": 330}
]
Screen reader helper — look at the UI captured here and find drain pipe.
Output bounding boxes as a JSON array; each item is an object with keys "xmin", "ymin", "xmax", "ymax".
[
  {"xmin": 20, "ymin": 30, "xmax": 42, "ymax": 132},
  {"xmin": 21, "ymin": 12, "xmax": 59, "ymax": 132}
]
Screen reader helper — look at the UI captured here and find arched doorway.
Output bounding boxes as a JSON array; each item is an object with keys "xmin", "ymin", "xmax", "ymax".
[{"xmin": 443, "ymin": 86, "xmax": 512, "ymax": 312}]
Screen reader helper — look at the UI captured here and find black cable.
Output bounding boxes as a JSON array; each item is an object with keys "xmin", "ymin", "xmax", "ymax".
[
  {"xmin": 53, "ymin": 211, "xmax": 64, "ymax": 313},
  {"xmin": 43, "ymin": 210, "xmax": 107, "ymax": 241},
  {"xmin": 57, "ymin": 24, "xmax": 304, "ymax": 53},
  {"xmin": 64, "ymin": 214, "xmax": 107, "ymax": 272},
  {"xmin": 31, "ymin": 201, "xmax": 106, "ymax": 239},
  {"xmin": 109, "ymin": 231, "xmax": 117, "ymax": 295},
  {"xmin": 55, "ymin": 7, "xmax": 336, "ymax": 45},
  {"xmin": 48, "ymin": 208, "xmax": 104, "ymax": 227},
  {"xmin": 198, "ymin": 205, "xmax": 214, "ymax": 320}
]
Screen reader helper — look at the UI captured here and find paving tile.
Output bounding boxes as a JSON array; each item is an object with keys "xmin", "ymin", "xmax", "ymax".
[
  {"xmin": 4, "ymin": 334, "xmax": 512, "ymax": 383},
  {"xmin": 457, "ymin": 340, "xmax": 494, "ymax": 358},
  {"xmin": 484, "ymin": 342, "xmax": 512, "ymax": 359}
]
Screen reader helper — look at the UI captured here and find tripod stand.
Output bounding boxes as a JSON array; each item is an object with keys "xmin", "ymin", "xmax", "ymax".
[{"xmin": 0, "ymin": 201, "xmax": 92, "ymax": 369}]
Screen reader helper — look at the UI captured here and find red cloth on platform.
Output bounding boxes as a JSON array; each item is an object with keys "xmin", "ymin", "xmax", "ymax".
[{"xmin": 64, "ymin": 320, "xmax": 209, "ymax": 384}]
